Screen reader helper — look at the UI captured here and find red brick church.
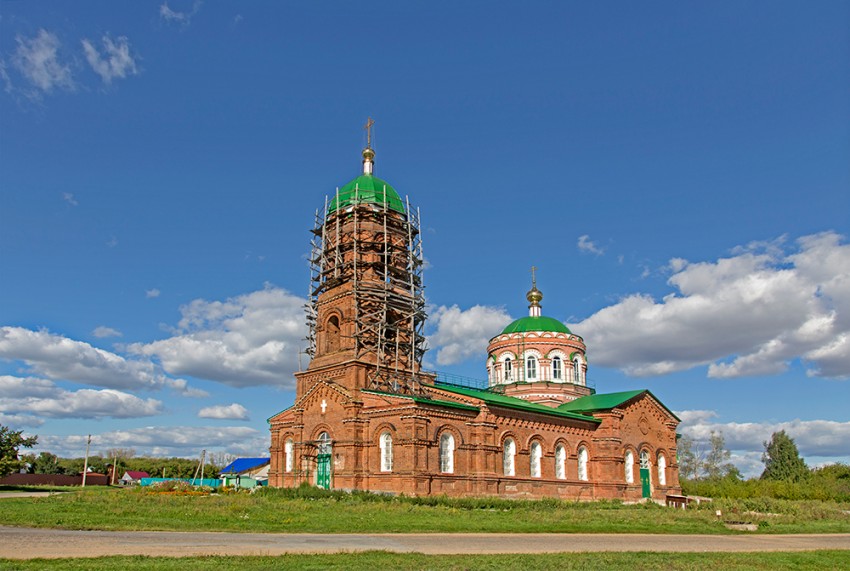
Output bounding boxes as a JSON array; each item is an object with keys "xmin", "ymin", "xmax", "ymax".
[{"xmin": 269, "ymin": 129, "xmax": 681, "ymax": 500}]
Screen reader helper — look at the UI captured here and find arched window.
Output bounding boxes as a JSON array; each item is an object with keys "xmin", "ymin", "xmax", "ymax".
[
  {"xmin": 552, "ymin": 357, "xmax": 563, "ymax": 380},
  {"xmin": 439, "ymin": 432, "xmax": 455, "ymax": 473},
  {"xmin": 325, "ymin": 316, "xmax": 340, "ymax": 353},
  {"xmin": 555, "ymin": 444, "xmax": 566, "ymax": 480},
  {"xmin": 503, "ymin": 438, "xmax": 516, "ymax": 476},
  {"xmin": 318, "ymin": 432, "xmax": 332, "ymax": 455},
  {"xmin": 526, "ymin": 355, "xmax": 538, "ymax": 381},
  {"xmin": 530, "ymin": 441, "xmax": 542, "ymax": 478},
  {"xmin": 657, "ymin": 453, "xmax": 667, "ymax": 486},
  {"xmin": 624, "ymin": 450, "xmax": 634, "ymax": 483},
  {"xmin": 503, "ymin": 358, "xmax": 512, "ymax": 382},
  {"xmin": 573, "ymin": 357, "xmax": 582, "ymax": 385},
  {"xmin": 640, "ymin": 449, "xmax": 651, "ymax": 470},
  {"xmin": 380, "ymin": 432, "xmax": 393, "ymax": 472},
  {"xmin": 578, "ymin": 446, "xmax": 589, "ymax": 481},
  {"xmin": 284, "ymin": 438, "xmax": 294, "ymax": 473}
]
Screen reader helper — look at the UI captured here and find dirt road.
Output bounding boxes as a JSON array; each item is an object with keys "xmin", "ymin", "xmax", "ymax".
[{"xmin": 1, "ymin": 527, "xmax": 848, "ymax": 559}]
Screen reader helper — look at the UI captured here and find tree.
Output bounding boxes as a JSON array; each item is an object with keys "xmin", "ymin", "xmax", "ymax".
[
  {"xmin": 704, "ymin": 431, "xmax": 736, "ymax": 480},
  {"xmin": 761, "ymin": 430, "xmax": 809, "ymax": 482},
  {"xmin": 0, "ymin": 425, "xmax": 38, "ymax": 477},
  {"xmin": 677, "ymin": 434, "xmax": 701, "ymax": 480},
  {"xmin": 29, "ymin": 451, "xmax": 64, "ymax": 475}
]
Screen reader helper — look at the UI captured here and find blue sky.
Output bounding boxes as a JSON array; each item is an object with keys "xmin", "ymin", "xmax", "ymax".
[{"xmin": 1, "ymin": 1, "xmax": 848, "ymax": 475}]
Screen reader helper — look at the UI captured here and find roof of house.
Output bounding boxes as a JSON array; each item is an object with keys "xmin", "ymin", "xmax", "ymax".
[
  {"xmin": 558, "ymin": 389, "xmax": 680, "ymax": 421},
  {"xmin": 433, "ymin": 383, "xmax": 600, "ymax": 423},
  {"xmin": 500, "ymin": 315, "xmax": 572, "ymax": 335},
  {"xmin": 362, "ymin": 389, "xmax": 481, "ymax": 413},
  {"xmin": 122, "ymin": 471, "xmax": 149, "ymax": 479},
  {"xmin": 220, "ymin": 458, "xmax": 270, "ymax": 475}
]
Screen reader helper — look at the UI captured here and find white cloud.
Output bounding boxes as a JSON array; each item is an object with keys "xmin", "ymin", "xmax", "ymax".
[
  {"xmin": 198, "ymin": 403, "xmax": 249, "ymax": 420},
  {"xmin": 0, "ymin": 413, "xmax": 44, "ymax": 428},
  {"xmin": 82, "ymin": 35, "xmax": 138, "ymax": 85},
  {"xmin": 146, "ymin": 288, "xmax": 161, "ymax": 298},
  {"xmin": 62, "ymin": 192, "xmax": 78, "ymax": 206},
  {"xmin": 428, "ymin": 304, "xmax": 513, "ymax": 366},
  {"xmin": 677, "ymin": 408, "xmax": 850, "ymax": 476},
  {"xmin": 577, "ymin": 234, "xmax": 605, "ymax": 255},
  {"xmin": 92, "ymin": 326, "xmax": 122, "ymax": 339},
  {"xmin": 0, "ymin": 326, "xmax": 198, "ymax": 395},
  {"xmin": 160, "ymin": 1, "xmax": 202, "ymax": 25},
  {"xmin": 34, "ymin": 425, "xmax": 265, "ymax": 459},
  {"xmin": 129, "ymin": 285, "xmax": 307, "ymax": 387},
  {"xmin": 0, "ymin": 375, "xmax": 162, "ymax": 419},
  {"xmin": 11, "ymin": 29, "xmax": 74, "ymax": 95},
  {"xmin": 572, "ymin": 232, "xmax": 850, "ymax": 379}
]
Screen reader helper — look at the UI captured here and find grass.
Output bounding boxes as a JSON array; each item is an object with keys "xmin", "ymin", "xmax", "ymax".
[
  {"xmin": 1, "ymin": 552, "xmax": 849, "ymax": 570},
  {"xmin": 0, "ymin": 485, "xmax": 848, "ymax": 534}
]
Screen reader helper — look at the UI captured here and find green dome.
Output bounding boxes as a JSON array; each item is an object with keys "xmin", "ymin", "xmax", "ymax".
[
  {"xmin": 328, "ymin": 174, "xmax": 405, "ymax": 214},
  {"xmin": 501, "ymin": 316, "xmax": 571, "ymax": 335}
]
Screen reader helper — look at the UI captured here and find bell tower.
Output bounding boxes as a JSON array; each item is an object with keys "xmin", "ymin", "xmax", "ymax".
[{"xmin": 296, "ymin": 119, "xmax": 430, "ymax": 397}]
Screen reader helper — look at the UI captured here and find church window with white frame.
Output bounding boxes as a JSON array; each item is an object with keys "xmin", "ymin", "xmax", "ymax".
[
  {"xmin": 657, "ymin": 452, "xmax": 666, "ymax": 486},
  {"xmin": 624, "ymin": 450, "xmax": 634, "ymax": 483},
  {"xmin": 503, "ymin": 438, "xmax": 516, "ymax": 476},
  {"xmin": 503, "ymin": 357, "xmax": 513, "ymax": 382},
  {"xmin": 578, "ymin": 446, "xmax": 589, "ymax": 481},
  {"xmin": 284, "ymin": 438, "xmax": 294, "ymax": 473},
  {"xmin": 380, "ymin": 432, "xmax": 393, "ymax": 472},
  {"xmin": 530, "ymin": 441, "xmax": 542, "ymax": 478},
  {"xmin": 555, "ymin": 444, "xmax": 566, "ymax": 479},
  {"xmin": 439, "ymin": 432, "xmax": 455, "ymax": 473},
  {"xmin": 526, "ymin": 355, "xmax": 538, "ymax": 381},
  {"xmin": 552, "ymin": 356, "xmax": 563, "ymax": 380}
]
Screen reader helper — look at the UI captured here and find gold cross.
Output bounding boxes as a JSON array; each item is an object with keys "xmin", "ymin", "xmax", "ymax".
[
  {"xmin": 364, "ymin": 117, "xmax": 375, "ymax": 148},
  {"xmin": 531, "ymin": 265, "xmax": 537, "ymax": 287}
]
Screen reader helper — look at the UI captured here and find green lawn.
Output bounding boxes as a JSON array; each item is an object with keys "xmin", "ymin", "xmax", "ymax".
[
  {"xmin": 0, "ymin": 486, "xmax": 848, "ymax": 534},
  {"xmin": 2, "ymin": 552, "xmax": 849, "ymax": 571}
]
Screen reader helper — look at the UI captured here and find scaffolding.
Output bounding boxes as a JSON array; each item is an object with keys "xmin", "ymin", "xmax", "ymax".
[{"xmin": 306, "ymin": 185, "xmax": 429, "ymax": 395}]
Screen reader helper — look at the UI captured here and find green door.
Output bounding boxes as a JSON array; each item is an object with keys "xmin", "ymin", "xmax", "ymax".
[
  {"xmin": 316, "ymin": 454, "xmax": 331, "ymax": 489},
  {"xmin": 640, "ymin": 468, "xmax": 651, "ymax": 498}
]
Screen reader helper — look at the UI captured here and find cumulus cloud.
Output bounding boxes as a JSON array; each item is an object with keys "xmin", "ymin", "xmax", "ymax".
[
  {"xmin": 92, "ymin": 326, "xmax": 122, "ymax": 339},
  {"xmin": 62, "ymin": 192, "xmax": 78, "ymax": 206},
  {"xmin": 0, "ymin": 375, "xmax": 162, "ymax": 419},
  {"xmin": 677, "ymin": 408, "xmax": 850, "ymax": 476},
  {"xmin": 82, "ymin": 35, "xmax": 138, "ymax": 84},
  {"xmin": 198, "ymin": 403, "xmax": 249, "ymax": 420},
  {"xmin": 428, "ymin": 304, "xmax": 513, "ymax": 366},
  {"xmin": 10, "ymin": 29, "xmax": 74, "ymax": 95},
  {"xmin": 0, "ymin": 326, "xmax": 198, "ymax": 395},
  {"xmin": 129, "ymin": 285, "xmax": 307, "ymax": 387},
  {"xmin": 577, "ymin": 235, "xmax": 605, "ymax": 255},
  {"xmin": 572, "ymin": 232, "xmax": 850, "ymax": 379},
  {"xmin": 34, "ymin": 425, "xmax": 265, "ymax": 458},
  {"xmin": 146, "ymin": 288, "xmax": 161, "ymax": 298},
  {"xmin": 160, "ymin": 1, "xmax": 202, "ymax": 25}
]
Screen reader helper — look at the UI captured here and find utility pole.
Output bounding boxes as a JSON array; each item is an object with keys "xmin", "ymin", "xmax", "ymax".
[{"xmin": 81, "ymin": 434, "xmax": 92, "ymax": 487}]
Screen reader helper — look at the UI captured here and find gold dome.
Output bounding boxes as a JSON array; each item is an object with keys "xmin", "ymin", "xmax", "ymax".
[{"xmin": 526, "ymin": 285, "xmax": 543, "ymax": 305}]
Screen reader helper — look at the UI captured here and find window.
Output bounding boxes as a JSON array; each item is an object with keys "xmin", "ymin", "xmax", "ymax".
[
  {"xmin": 503, "ymin": 438, "xmax": 516, "ymax": 476},
  {"xmin": 284, "ymin": 438, "xmax": 294, "ymax": 473},
  {"xmin": 555, "ymin": 445, "xmax": 566, "ymax": 479},
  {"xmin": 317, "ymin": 432, "xmax": 332, "ymax": 455},
  {"xmin": 439, "ymin": 432, "xmax": 455, "ymax": 473},
  {"xmin": 530, "ymin": 442, "xmax": 542, "ymax": 478},
  {"xmin": 552, "ymin": 356, "xmax": 562, "ymax": 380},
  {"xmin": 380, "ymin": 432, "xmax": 393, "ymax": 472},
  {"xmin": 657, "ymin": 453, "xmax": 666, "ymax": 486},
  {"xmin": 640, "ymin": 449, "xmax": 651, "ymax": 470},
  {"xmin": 503, "ymin": 358, "xmax": 512, "ymax": 382},
  {"xmin": 526, "ymin": 355, "xmax": 538, "ymax": 380},
  {"xmin": 573, "ymin": 357, "xmax": 582, "ymax": 385},
  {"xmin": 624, "ymin": 450, "xmax": 634, "ymax": 483},
  {"xmin": 578, "ymin": 446, "xmax": 589, "ymax": 481},
  {"xmin": 325, "ymin": 316, "xmax": 340, "ymax": 353}
]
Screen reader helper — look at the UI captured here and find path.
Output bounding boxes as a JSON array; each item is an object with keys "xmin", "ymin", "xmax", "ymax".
[{"xmin": 1, "ymin": 527, "xmax": 848, "ymax": 559}]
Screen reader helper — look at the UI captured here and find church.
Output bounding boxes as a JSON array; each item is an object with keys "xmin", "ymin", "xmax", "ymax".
[{"xmin": 268, "ymin": 126, "xmax": 682, "ymax": 500}]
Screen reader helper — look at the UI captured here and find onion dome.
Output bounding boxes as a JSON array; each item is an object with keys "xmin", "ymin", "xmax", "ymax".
[
  {"xmin": 327, "ymin": 145, "xmax": 405, "ymax": 215},
  {"xmin": 501, "ymin": 315, "xmax": 571, "ymax": 335}
]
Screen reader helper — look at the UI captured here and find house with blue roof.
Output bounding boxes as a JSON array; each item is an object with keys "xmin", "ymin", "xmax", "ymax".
[{"xmin": 219, "ymin": 457, "xmax": 270, "ymax": 489}]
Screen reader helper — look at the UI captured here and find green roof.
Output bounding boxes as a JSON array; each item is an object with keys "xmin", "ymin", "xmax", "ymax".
[
  {"xmin": 434, "ymin": 383, "xmax": 600, "ymax": 423},
  {"xmin": 501, "ymin": 316, "xmax": 571, "ymax": 335},
  {"xmin": 328, "ymin": 174, "xmax": 405, "ymax": 214},
  {"xmin": 361, "ymin": 390, "xmax": 480, "ymax": 413},
  {"xmin": 558, "ymin": 389, "xmax": 680, "ymax": 421}
]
